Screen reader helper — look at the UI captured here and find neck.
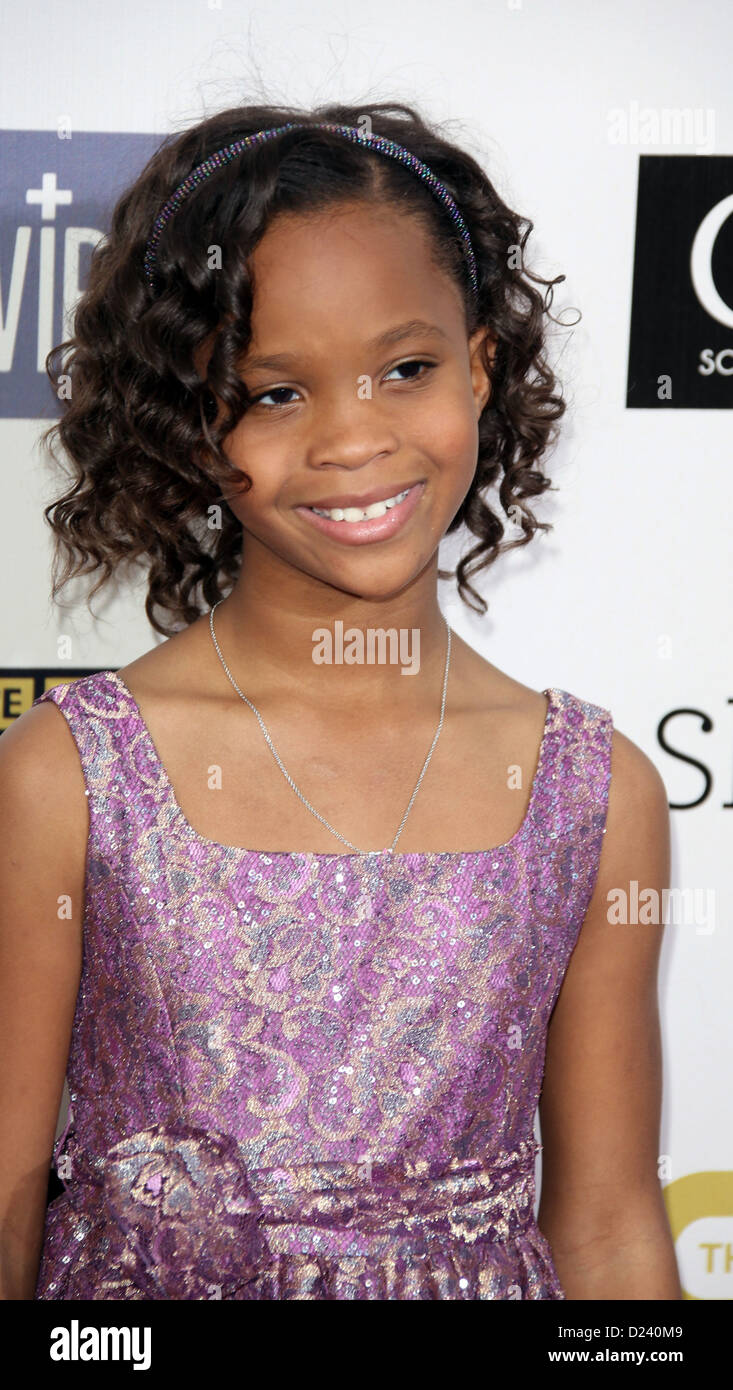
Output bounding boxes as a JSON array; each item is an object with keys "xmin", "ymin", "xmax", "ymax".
[{"xmin": 206, "ymin": 546, "xmax": 450, "ymax": 716}]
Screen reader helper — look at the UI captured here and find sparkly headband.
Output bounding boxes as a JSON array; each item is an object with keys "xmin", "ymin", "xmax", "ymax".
[{"xmin": 143, "ymin": 122, "xmax": 478, "ymax": 299}]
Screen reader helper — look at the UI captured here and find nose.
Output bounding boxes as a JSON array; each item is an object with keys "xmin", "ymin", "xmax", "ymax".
[{"xmin": 304, "ymin": 386, "xmax": 401, "ymax": 473}]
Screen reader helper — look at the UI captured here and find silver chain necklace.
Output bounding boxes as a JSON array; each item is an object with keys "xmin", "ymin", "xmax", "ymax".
[{"xmin": 208, "ymin": 601, "xmax": 452, "ymax": 854}]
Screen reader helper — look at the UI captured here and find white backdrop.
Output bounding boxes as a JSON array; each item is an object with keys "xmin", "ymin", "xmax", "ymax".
[{"xmin": 1, "ymin": 0, "xmax": 731, "ymax": 1300}]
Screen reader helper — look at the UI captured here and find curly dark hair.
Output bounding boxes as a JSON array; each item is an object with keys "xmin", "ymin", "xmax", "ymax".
[{"xmin": 40, "ymin": 99, "xmax": 574, "ymax": 638}]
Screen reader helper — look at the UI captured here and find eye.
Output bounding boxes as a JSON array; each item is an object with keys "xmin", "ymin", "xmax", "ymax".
[
  {"xmin": 383, "ymin": 358, "xmax": 436, "ymax": 384},
  {"xmin": 249, "ymin": 385, "xmax": 300, "ymax": 410},
  {"xmin": 248, "ymin": 357, "xmax": 437, "ymax": 411}
]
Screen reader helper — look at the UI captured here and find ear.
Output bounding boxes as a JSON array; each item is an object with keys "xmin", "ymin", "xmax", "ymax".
[{"xmin": 468, "ymin": 326, "xmax": 497, "ymax": 415}]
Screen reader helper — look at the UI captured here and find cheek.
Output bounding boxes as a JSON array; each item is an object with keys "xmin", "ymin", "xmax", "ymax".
[
  {"xmin": 417, "ymin": 369, "xmax": 479, "ymax": 454},
  {"xmin": 220, "ymin": 429, "xmax": 284, "ymax": 519},
  {"xmin": 419, "ymin": 403, "xmax": 479, "ymax": 484}
]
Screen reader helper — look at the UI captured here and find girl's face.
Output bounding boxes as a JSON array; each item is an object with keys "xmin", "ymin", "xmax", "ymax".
[{"xmin": 211, "ymin": 200, "xmax": 494, "ymax": 603}]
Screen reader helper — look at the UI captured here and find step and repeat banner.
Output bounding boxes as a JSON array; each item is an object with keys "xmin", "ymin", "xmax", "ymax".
[{"xmin": 0, "ymin": 0, "xmax": 730, "ymax": 1300}]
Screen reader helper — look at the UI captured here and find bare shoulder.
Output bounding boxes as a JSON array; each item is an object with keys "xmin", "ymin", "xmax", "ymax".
[
  {"xmin": 462, "ymin": 638, "xmax": 670, "ymax": 836},
  {"xmin": 0, "ymin": 699, "xmax": 89, "ymax": 877},
  {"xmin": 605, "ymin": 724, "xmax": 670, "ymax": 859},
  {"xmin": 116, "ymin": 614, "xmax": 210, "ymax": 698},
  {"xmin": 612, "ymin": 722, "xmax": 670, "ymax": 798},
  {"xmin": 452, "ymin": 634, "xmax": 672, "ymax": 901},
  {"xmin": 449, "ymin": 629, "xmax": 550, "ymax": 725},
  {"xmin": 0, "ymin": 697, "xmax": 87, "ymax": 804}
]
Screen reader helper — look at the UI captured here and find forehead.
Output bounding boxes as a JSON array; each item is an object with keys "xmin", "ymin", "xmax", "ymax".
[{"xmin": 246, "ymin": 201, "xmax": 464, "ymax": 328}]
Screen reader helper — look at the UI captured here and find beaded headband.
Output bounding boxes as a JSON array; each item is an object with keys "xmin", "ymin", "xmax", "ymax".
[{"xmin": 143, "ymin": 122, "xmax": 478, "ymax": 299}]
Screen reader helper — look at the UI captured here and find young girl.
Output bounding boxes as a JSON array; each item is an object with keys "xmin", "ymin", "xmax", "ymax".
[{"xmin": 0, "ymin": 101, "xmax": 681, "ymax": 1301}]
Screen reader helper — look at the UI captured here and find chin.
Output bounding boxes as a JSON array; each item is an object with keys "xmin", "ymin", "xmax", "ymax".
[{"xmin": 318, "ymin": 561, "xmax": 432, "ymax": 605}]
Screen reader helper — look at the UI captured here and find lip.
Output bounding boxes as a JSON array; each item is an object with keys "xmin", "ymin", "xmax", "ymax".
[{"xmin": 295, "ymin": 481, "xmax": 426, "ymax": 546}]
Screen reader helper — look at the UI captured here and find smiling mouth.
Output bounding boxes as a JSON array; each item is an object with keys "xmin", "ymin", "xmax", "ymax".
[
  {"xmin": 309, "ymin": 486, "xmax": 412, "ymax": 523},
  {"xmin": 294, "ymin": 481, "xmax": 426, "ymax": 546}
]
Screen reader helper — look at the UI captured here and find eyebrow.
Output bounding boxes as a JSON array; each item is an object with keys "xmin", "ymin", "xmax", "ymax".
[{"xmin": 241, "ymin": 319, "xmax": 449, "ymax": 374}]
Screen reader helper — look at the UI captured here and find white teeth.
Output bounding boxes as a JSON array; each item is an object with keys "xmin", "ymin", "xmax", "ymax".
[{"xmin": 311, "ymin": 488, "xmax": 411, "ymax": 522}]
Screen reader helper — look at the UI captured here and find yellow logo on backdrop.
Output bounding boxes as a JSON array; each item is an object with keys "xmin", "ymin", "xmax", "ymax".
[
  {"xmin": 0, "ymin": 673, "xmax": 90, "ymax": 730},
  {"xmin": 665, "ymin": 1171, "xmax": 733, "ymax": 1299},
  {"xmin": 0, "ymin": 677, "xmax": 36, "ymax": 728}
]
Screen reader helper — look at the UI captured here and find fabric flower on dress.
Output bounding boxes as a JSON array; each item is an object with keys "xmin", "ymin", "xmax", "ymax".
[{"xmin": 96, "ymin": 1122, "xmax": 275, "ymax": 1299}]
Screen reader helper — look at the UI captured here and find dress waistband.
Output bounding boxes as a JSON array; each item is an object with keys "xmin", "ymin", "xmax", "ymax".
[
  {"xmin": 53, "ymin": 1121, "xmax": 541, "ymax": 1296},
  {"xmin": 251, "ymin": 1141, "xmax": 539, "ymax": 1255}
]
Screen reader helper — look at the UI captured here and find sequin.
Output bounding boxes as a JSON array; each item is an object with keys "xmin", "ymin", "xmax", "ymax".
[{"xmin": 31, "ymin": 673, "xmax": 612, "ymax": 1300}]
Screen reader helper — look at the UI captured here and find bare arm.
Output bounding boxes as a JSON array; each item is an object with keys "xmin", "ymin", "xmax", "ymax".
[
  {"xmin": 537, "ymin": 728, "xmax": 682, "ymax": 1300},
  {"xmin": 0, "ymin": 702, "xmax": 87, "ymax": 1299}
]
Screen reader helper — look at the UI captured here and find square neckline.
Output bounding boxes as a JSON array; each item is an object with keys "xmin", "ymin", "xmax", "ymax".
[{"xmin": 103, "ymin": 670, "xmax": 558, "ymax": 862}]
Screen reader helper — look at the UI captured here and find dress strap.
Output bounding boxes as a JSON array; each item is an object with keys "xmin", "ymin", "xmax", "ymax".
[
  {"xmin": 528, "ymin": 688, "xmax": 614, "ymax": 972},
  {"xmin": 31, "ymin": 670, "xmax": 168, "ymax": 850},
  {"xmin": 32, "ymin": 671, "xmax": 186, "ymax": 1119},
  {"xmin": 33, "ymin": 671, "xmax": 118, "ymax": 781}
]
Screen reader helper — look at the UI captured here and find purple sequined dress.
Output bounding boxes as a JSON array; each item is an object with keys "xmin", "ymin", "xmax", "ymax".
[{"xmin": 31, "ymin": 672, "xmax": 612, "ymax": 1300}]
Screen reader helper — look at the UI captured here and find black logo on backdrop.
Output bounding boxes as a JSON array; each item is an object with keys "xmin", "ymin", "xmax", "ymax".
[{"xmin": 627, "ymin": 155, "xmax": 733, "ymax": 407}]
